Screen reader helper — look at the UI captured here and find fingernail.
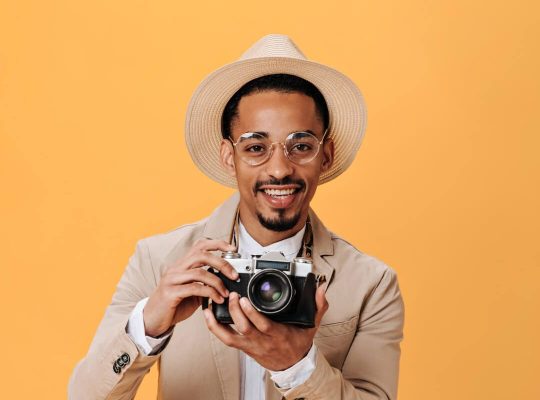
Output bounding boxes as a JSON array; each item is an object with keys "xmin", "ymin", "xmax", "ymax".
[
  {"xmin": 203, "ymin": 310, "xmax": 210, "ymax": 320},
  {"xmin": 229, "ymin": 291, "xmax": 238, "ymax": 300},
  {"xmin": 240, "ymin": 297, "xmax": 249, "ymax": 308}
]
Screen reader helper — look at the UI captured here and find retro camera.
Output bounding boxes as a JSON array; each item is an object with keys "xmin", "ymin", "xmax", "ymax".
[{"xmin": 209, "ymin": 251, "xmax": 318, "ymax": 327}]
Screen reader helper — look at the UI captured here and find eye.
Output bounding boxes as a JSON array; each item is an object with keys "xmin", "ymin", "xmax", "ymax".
[
  {"xmin": 245, "ymin": 144, "xmax": 267, "ymax": 153},
  {"xmin": 290, "ymin": 143, "xmax": 313, "ymax": 152}
]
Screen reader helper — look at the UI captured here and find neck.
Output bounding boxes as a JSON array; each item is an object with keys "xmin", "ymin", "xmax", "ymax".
[{"xmin": 238, "ymin": 205, "xmax": 307, "ymax": 247}]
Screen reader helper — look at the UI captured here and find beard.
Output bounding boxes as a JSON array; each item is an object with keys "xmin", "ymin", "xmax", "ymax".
[{"xmin": 256, "ymin": 209, "xmax": 302, "ymax": 232}]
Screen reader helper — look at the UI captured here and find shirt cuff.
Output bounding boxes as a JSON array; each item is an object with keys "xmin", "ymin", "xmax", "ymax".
[
  {"xmin": 268, "ymin": 344, "xmax": 317, "ymax": 389},
  {"xmin": 126, "ymin": 297, "xmax": 173, "ymax": 356}
]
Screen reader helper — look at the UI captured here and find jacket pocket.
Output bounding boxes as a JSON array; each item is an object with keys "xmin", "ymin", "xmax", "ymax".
[{"xmin": 314, "ymin": 315, "xmax": 359, "ymax": 369}]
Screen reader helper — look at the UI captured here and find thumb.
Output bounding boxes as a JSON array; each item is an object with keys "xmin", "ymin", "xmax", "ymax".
[{"xmin": 314, "ymin": 284, "xmax": 329, "ymax": 327}]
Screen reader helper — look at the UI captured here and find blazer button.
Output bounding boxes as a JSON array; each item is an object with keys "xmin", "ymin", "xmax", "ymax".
[
  {"xmin": 120, "ymin": 353, "xmax": 130, "ymax": 364},
  {"xmin": 118, "ymin": 353, "xmax": 130, "ymax": 366},
  {"xmin": 113, "ymin": 362, "xmax": 121, "ymax": 374},
  {"xmin": 113, "ymin": 352, "xmax": 130, "ymax": 374}
]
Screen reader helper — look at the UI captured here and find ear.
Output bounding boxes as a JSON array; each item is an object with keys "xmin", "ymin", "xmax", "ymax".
[
  {"xmin": 321, "ymin": 138, "xmax": 334, "ymax": 173},
  {"xmin": 220, "ymin": 139, "xmax": 237, "ymax": 177}
]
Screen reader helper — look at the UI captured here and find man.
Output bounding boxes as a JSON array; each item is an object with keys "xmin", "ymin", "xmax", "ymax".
[{"xmin": 69, "ymin": 34, "xmax": 404, "ymax": 400}]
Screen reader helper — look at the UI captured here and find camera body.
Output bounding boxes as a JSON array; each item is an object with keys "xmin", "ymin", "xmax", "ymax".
[{"xmin": 209, "ymin": 251, "xmax": 317, "ymax": 327}]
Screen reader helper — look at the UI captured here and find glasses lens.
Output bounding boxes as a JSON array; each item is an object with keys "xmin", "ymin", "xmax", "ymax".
[
  {"xmin": 285, "ymin": 132, "xmax": 321, "ymax": 164},
  {"xmin": 235, "ymin": 132, "xmax": 271, "ymax": 165}
]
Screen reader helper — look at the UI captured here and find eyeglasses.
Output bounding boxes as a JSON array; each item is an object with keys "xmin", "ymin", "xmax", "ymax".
[{"xmin": 228, "ymin": 129, "xmax": 329, "ymax": 166}]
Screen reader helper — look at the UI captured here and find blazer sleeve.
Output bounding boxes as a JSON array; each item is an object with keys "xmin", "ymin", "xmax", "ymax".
[
  {"xmin": 276, "ymin": 267, "xmax": 405, "ymax": 400},
  {"xmin": 68, "ymin": 239, "xmax": 165, "ymax": 400}
]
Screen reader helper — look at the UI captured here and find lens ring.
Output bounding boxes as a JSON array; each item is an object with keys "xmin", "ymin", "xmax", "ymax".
[{"xmin": 247, "ymin": 269, "xmax": 294, "ymax": 314}]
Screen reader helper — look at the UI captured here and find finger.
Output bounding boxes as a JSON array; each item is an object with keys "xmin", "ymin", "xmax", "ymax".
[
  {"xmin": 314, "ymin": 284, "xmax": 329, "ymax": 327},
  {"xmin": 239, "ymin": 296, "xmax": 274, "ymax": 335},
  {"xmin": 166, "ymin": 240, "xmax": 235, "ymax": 272},
  {"xmin": 203, "ymin": 308, "xmax": 242, "ymax": 348},
  {"xmin": 187, "ymin": 253, "xmax": 239, "ymax": 281},
  {"xmin": 172, "ymin": 296, "xmax": 201, "ymax": 323},
  {"xmin": 228, "ymin": 292, "xmax": 257, "ymax": 336},
  {"xmin": 193, "ymin": 238, "xmax": 236, "ymax": 253},
  {"xmin": 167, "ymin": 269, "xmax": 229, "ymax": 297},
  {"xmin": 171, "ymin": 283, "xmax": 225, "ymax": 304}
]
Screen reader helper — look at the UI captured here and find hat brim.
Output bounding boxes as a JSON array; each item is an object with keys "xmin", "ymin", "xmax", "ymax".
[{"xmin": 185, "ymin": 57, "xmax": 367, "ymax": 188}]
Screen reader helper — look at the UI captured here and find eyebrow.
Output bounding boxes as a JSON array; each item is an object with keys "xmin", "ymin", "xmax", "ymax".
[{"xmin": 242, "ymin": 129, "xmax": 317, "ymax": 137}]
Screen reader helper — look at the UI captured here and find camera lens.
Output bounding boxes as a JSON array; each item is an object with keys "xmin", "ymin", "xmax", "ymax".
[
  {"xmin": 247, "ymin": 270, "xmax": 294, "ymax": 314},
  {"xmin": 258, "ymin": 277, "xmax": 283, "ymax": 303}
]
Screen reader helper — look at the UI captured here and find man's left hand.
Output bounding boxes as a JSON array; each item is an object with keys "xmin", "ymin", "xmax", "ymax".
[{"xmin": 203, "ymin": 284, "xmax": 329, "ymax": 371}]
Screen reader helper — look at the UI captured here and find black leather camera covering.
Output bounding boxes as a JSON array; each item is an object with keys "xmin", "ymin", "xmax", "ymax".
[{"xmin": 206, "ymin": 269, "xmax": 317, "ymax": 328}]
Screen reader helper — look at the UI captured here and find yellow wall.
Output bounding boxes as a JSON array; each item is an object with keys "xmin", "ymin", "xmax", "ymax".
[{"xmin": 1, "ymin": 1, "xmax": 539, "ymax": 398}]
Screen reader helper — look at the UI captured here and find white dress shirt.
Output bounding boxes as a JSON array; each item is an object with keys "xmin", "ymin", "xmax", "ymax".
[{"xmin": 126, "ymin": 222, "xmax": 317, "ymax": 399}]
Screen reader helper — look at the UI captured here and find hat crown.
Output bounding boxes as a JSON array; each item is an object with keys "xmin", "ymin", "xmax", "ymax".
[{"xmin": 239, "ymin": 34, "xmax": 307, "ymax": 61}]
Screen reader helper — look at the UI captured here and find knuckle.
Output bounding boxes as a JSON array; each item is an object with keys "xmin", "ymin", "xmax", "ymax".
[
  {"xmin": 163, "ymin": 288, "xmax": 175, "ymax": 301},
  {"xmin": 191, "ymin": 268, "xmax": 204, "ymax": 279},
  {"xmin": 206, "ymin": 288, "xmax": 218, "ymax": 299},
  {"xmin": 193, "ymin": 238, "xmax": 208, "ymax": 251},
  {"xmin": 205, "ymin": 315, "xmax": 215, "ymax": 328},
  {"xmin": 239, "ymin": 325, "xmax": 252, "ymax": 335},
  {"xmin": 259, "ymin": 323, "xmax": 271, "ymax": 334}
]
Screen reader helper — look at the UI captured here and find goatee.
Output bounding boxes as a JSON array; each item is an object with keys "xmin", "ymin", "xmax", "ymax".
[{"xmin": 256, "ymin": 210, "xmax": 301, "ymax": 232}]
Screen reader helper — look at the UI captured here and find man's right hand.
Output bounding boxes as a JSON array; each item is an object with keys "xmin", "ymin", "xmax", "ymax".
[{"xmin": 143, "ymin": 239, "xmax": 239, "ymax": 337}]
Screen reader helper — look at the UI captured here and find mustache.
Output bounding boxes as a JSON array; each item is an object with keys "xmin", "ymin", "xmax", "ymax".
[{"xmin": 253, "ymin": 177, "xmax": 306, "ymax": 195}]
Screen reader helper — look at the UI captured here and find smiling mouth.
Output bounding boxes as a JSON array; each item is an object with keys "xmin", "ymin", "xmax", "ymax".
[
  {"xmin": 257, "ymin": 186, "xmax": 303, "ymax": 209},
  {"xmin": 253, "ymin": 178, "xmax": 306, "ymax": 209},
  {"xmin": 262, "ymin": 188, "xmax": 299, "ymax": 197}
]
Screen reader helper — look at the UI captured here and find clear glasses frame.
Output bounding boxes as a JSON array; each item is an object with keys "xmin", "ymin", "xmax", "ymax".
[{"xmin": 227, "ymin": 128, "xmax": 329, "ymax": 166}]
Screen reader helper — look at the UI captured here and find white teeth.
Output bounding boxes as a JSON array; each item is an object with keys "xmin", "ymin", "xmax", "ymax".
[{"xmin": 263, "ymin": 188, "xmax": 296, "ymax": 196}]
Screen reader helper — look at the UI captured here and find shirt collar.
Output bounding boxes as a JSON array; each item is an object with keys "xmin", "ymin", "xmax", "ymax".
[{"xmin": 237, "ymin": 221, "xmax": 306, "ymax": 261}]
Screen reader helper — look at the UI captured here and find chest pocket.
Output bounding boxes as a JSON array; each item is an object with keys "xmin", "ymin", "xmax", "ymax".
[{"xmin": 314, "ymin": 315, "xmax": 359, "ymax": 369}]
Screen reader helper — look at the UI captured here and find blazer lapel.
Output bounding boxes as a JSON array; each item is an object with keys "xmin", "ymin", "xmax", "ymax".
[
  {"xmin": 308, "ymin": 208, "xmax": 335, "ymax": 287},
  {"xmin": 202, "ymin": 191, "xmax": 240, "ymax": 242}
]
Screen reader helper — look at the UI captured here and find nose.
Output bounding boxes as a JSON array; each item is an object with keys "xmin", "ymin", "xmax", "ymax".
[{"xmin": 264, "ymin": 143, "xmax": 294, "ymax": 179}]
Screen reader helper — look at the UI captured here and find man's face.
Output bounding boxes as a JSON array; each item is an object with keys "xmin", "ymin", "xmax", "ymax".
[{"xmin": 220, "ymin": 90, "xmax": 333, "ymax": 233}]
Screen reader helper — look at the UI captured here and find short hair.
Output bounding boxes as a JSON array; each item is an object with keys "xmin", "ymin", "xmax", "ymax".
[{"xmin": 221, "ymin": 73, "xmax": 329, "ymax": 139}]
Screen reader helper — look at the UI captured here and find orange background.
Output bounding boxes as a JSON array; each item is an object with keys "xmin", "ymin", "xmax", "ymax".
[{"xmin": 1, "ymin": 1, "xmax": 539, "ymax": 399}]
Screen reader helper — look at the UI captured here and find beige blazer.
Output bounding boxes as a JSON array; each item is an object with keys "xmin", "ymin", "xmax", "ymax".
[{"xmin": 68, "ymin": 192, "xmax": 404, "ymax": 400}]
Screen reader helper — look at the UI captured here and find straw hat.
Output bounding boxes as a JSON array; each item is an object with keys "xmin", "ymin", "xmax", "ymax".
[{"xmin": 185, "ymin": 34, "xmax": 367, "ymax": 188}]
